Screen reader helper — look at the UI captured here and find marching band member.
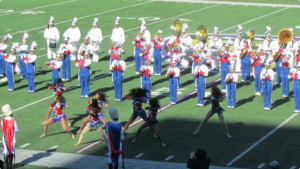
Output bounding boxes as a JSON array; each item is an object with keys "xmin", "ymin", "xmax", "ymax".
[
  {"xmin": 193, "ymin": 86, "xmax": 231, "ymax": 138},
  {"xmin": 75, "ymin": 99, "xmax": 106, "ymax": 145},
  {"xmin": 76, "ymin": 51, "xmax": 92, "ymax": 97},
  {"xmin": 273, "ymin": 42, "xmax": 284, "ymax": 85},
  {"xmin": 63, "ymin": 17, "xmax": 81, "ymax": 61},
  {"xmin": 5, "ymin": 46, "xmax": 17, "ymax": 91},
  {"xmin": 152, "ymin": 30, "xmax": 164, "ymax": 75},
  {"xmin": 44, "ymin": 16, "xmax": 60, "ymax": 60},
  {"xmin": 295, "ymin": 46, "xmax": 300, "ymax": 64},
  {"xmin": 280, "ymin": 52, "xmax": 292, "ymax": 97},
  {"xmin": 110, "ymin": 52, "xmax": 126, "ymax": 101},
  {"xmin": 123, "ymin": 88, "xmax": 148, "ymax": 132},
  {"xmin": 140, "ymin": 43, "xmax": 152, "ymax": 66},
  {"xmin": 140, "ymin": 58, "xmax": 153, "ymax": 102},
  {"xmin": 106, "ymin": 107, "xmax": 124, "ymax": 169},
  {"xmin": 77, "ymin": 35, "xmax": 93, "ymax": 60},
  {"xmin": 208, "ymin": 27, "xmax": 223, "ymax": 71},
  {"xmin": 225, "ymin": 65, "xmax": 238, "ymax": 108},
  {"xmin": 240, "ymin": 40, "xmax": 252, "ymax": 82},
  {"xmin": 251, "ymin": 46, "xmax": 265, "ymax": 95},
  {"xmin": 59, "ymin": 37, "xmax": 73, "ymax": 81},
  {"xmin": 287, "ymin": 28, "xmax": 296, "ymax": 65},
  {"xmin": 190, "ymin": 45, "xmax": 205, "ymax": 90},
  {"xmin": 39, "ymin": 95, "xmax": 75, "ymax": 139},
  {"xmin": 288, "ymin": 63, "xmax": 300, "ymax": 113},
  {"xmin": 25, "ymin": 42, "xmax": 38, "ymax": 93},
  {"xmin": 109, "ymin": 42, "xmax": 122, "ymax": 65},
  {"xmin": 234, "ymin": 25, "xmax": 243, "ymax": 72},
  {"xmin": 110, "ymin": 16, "xmax": 125, "ymax": 46},
  {"xmin": 0, "ymin": 34, "xmax": 11, "ymax": 77},
  {"xmin": 180, "ymin": 23, "xmax": 192, "ymax": 64},
  {"xmin": 262, "ymin": 26, "xmax": 272, "ymax": 59},
  {"xmin": 1, "ymin": 104, "xmax": 19, "ymax": 168},
  {"xmin": 133, "ymin": 31, "xmax": 145, "ymax": 74},
  {"xmin": 218, "ymin": 43, "xmax": 231, "ymax": 91},
  {"xmin": 140, "ymin": 19, "xmax": 151, "ymax": 43},
  {"xmin": 194, "ymin": 57, "xmax": 209, "ymax": 106},
  {"xmin": 132, "ymin": 98, "xmax": 166, "ymax": 147},
  {"xmin": 88, "ymin": 17, "xmax": 103, "ymax": 62},
  {"xmin": 261, "ymin": 61, "xmax": 274, "ymax": 110},
  {"xmin": 46, "ymin": 54, "xmax": 62, "ymax": 94},
  {"xmin": 166, "ymin": 60, "xmax": 180, "ymax": 104},
  {"xmin": 18, "ymin": 33, "xmax": 29, "ymax": 79}
]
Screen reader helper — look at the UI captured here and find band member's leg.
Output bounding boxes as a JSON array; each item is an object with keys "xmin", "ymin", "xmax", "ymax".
[
  {"xmin": 66, "ymin": 54, "xmax": 71, "ymax": 80},
  {"xmin": 80, "ymin": 73, "xmax": 85, "ymax": 97},
  {"xmin": 62, "ymin": 60, "xmax": 66, "ymax": 80}
]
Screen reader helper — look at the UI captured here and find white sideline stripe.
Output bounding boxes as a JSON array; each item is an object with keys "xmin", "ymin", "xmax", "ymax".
[
  {"xmin": 3, "ymin": 1, "xmax": 153, "ymax": 36},
  {"xmin": 134, "ymin": 153, "xmax": 144, "ymax": 158},
  {"xmin": 47, "ymin": 146, "xmax": 58, "ymax": 151},
  {"xmin": 257, "ymin": 163, "xmax": 265, "ymax": 168},
  {"xmin": 219, "ymin": 8, "xmax": 288, "ymax": 33},
  {"xmin": 0, "ymin": 0, "xmax": 79, "ymax": 17},
  {"xmin": 76, "ymin": 140, "xmax": 104, "ymax": 153},
  {"xmin": 226, "ymin": 113, "xmax": 299, "ymax": 166},
  {"xmin": 39, "ymin": 47, "xmax": 46, "ymax": 50},
  {"xmin": 290, "ymin": 166, "xmax": 297, "ymax": 169},
  {"xmin": 164, "ymin": 155, "xmax": 174, "ymax": 161},
  {"xmin": 6, "ymin": 29, "xmax": 12, "ymax": 31},
  {"xmin": 38, "ymin": 31, "xmax": 44, "ymax": 33},
  {"xmin": 148, "ymin": 0, "xmax": 300, "ymax": 8},
  {"xmin": 19, "ymin": 143, "xmax": 30, "ymax": 148},
  {"xmin": 102, "ymin": 4, "xmax": 220, "ymax": 38}
]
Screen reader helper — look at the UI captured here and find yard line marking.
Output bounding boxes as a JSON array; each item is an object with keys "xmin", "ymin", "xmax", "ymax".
[
  {"xmin": 38, "ymin": 31, "xmax": 44, "ymax": 33},
  {"xmin": 226, "ymin": 113, "xmax": 299, "ymax": 166},
  {"xmin": 75, "ymin": 78, "xmax": 221, "ymax": 153},
  {"xmin": 6, "ymin": 29, "xmax": 12, "ymax": 31},
  {"xmin": 164, "ymin": 155, "xmax": 174, "ymax": 161},
  {"xmin": 47, "ymin": 146, "xmax": 58, "ymax": 151},
  {"xmin": 257, "ymin": 163, "xmax": 265, "ymax": 168},
  {"xmin": 290, "ymin": 166, "xmax": 297, "ymax": 169},
  {"xmin": 0, "ymin": 0, "xmax": 79, "ymax": 17},
  {"xmin": 19, "ymin": 143, "xmax": 30, "ymax": 148},
  {"xmin": 0, "ymin": 141, "xmax": 2, "ymax": 143},
  {"xmin": 3, "ymin": 1, "xmax": 153, "ymax": 36},
  {"xmin": 134, "ymin": 153, "xmax": 144, "ymax": 158},
  {"xmin": 39, "ymin": 48, "xmax": 46, "ymax": 50},
  {"xmin": 149, "ymin": 0, "xmax": 300, "ymax": 8},
  {"xmin": 220, "ymin": 7, "xmax": 289, "ymax": 33}
]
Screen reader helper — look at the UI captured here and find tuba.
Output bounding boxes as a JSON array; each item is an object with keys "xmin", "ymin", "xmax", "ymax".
[
  {"xmin": 278, "ymin": 28, "xmax": 293, "ymax": 48},
  {"xmin": 155, "ymin": 33, "xmax": 161, "ymax": 39},
  {"xmin": 196, "ymin": 25, "xmax": 208, "ymax": 44},
  {"xmin": 138, "ymin": 32, "xmax": 144, "ymax": 39},
  {"xmin": 170, "ymin": 19, "xmax": 181, "ymax": 38},
  {"xmin": 245, "ymin": 29, "xmax": 255, "ymax": 48}
]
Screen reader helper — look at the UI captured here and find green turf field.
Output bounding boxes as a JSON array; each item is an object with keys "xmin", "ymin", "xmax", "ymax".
[{"xmin": 1, "ymin": 0, "xmax": 300, "ymax": 168}]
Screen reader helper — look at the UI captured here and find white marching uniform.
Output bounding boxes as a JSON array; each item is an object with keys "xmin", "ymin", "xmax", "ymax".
[
  {"xmin": 77, "ymin": 43, "xmax": 93, "ymax": 60},
  {"xmin": 234, "ymin": 36, "xmax": 243, "ymax": 71},
  {"xmin": 287, "ymin": 39, "xmax": 297, "ymax": 65},
  {"xmin": 208, "ymin": 36, "xmax": 223, "ymax": 70},
  {"xmin": 63, "ymin": 27, "xmax": 81, "ymax": 60},
  {"xmin": 44, "ymin": 27, "xmax": 60, "ymax": 59},
  {"xmin": 111, "ymin": 27, "xmax": 125, "ymax": 45},
  {"xmin": 88, "ymin": 28, "xmax": 103, "ymax": 62},
  {"xmin": 143, "ymin": 30, "xmax": 151, "ymax": 43},
  {"xmin": 262, "ymin": 38, "xmax": 273, "ymax": 59},
  {"xmin": 180, "ymin": 34, "xmax": 193, "ymax": 55}
]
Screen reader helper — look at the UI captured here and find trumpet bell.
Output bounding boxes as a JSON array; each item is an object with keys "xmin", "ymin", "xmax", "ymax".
[
  {"xmin": 138, "ymin": 32, "xmax": 144, "ymax": 39},
  {"xmin": 278, "ymin": 28, "xmax": 293, "ymax": 44},
  {"xmin": 196, "ymin": 25, "xmax": 208, "ymax": 43},
  {"xmin": 170, "ymin": 19, "xmax": 181, "ymax": 36}
]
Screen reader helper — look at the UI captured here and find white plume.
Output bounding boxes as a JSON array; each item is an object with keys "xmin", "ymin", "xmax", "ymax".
[
  {"xmin": 227, "ymin": 39, "xmax": 233, "ymax": 45},
  {"xmin": 116, "ymin": 16, "xmax": 121, "ymax": 21},
  {"xmin": 182, "ymin": 23, "xmax": 188, "ymax": 30},
  {"xmin": 50, "ymin": 16, "xmax": 54, "ymax": 21},
  {"xmin": 141, "ymin": 19, "xmax": 146, "ymax": 25},
  {"xmin": 23, "ymin": 32, "xmax": 29, "ymax": 39},
  {"xmin": 289, "ymin": 28, "xmax": 294, "ymax": 32},
  {"xmin": 31, "ymin": 41, "xmax": 37, "ymax": 47},
  {"xmin": 94, "ymin": 17, "xmax": 98, "ymax": 22},
  {"xmin": 73, "ymin": 17, "xmax": 78, "ymax": 22},
  {"xmin": 6, "ymin": 34, "xmax": 12, "ymax": 39},
  {"xmin": 214, "ymin": 27, "xmax": 219, "ymax": 31},
  {"xmin": 12, "ymin": 42, "xmax": 19, "ymax": 48},
  {"xmin": 238, "ymin": 25, "xmax": 242, "ymax": 30},
  {"xmin": 266, "ymin": 26, "xmax": 271, "ymax": 31}
]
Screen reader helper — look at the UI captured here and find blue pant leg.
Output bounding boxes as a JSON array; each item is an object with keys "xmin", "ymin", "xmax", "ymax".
[
  {"xmin": 66, "ymin": 55, "xmax": 71, "ymax": 80},
  {"xmin": 62, "ymin": 60, "xmax": 66, "ymax": 79},
  {"xmin": 157, "ymin": 52, "xmax": 162, "ymax": 74},
  {"xmin": 118, "ymin": 73, "xmax": 123, "ymax": 100},
  {"xmin": 7, "ymin": 64, "xmax": 14, "ymax": 90},
  {"xmin": 245, "ymin": 60, "xmax": 251, "ymax": 81},
  {"xmin": 0, "ymin": 57, "xmax": 5, "ymax": 75},
  {"xmin": 241, "ymin": 60, "xmax": 246, "ymax": 80},
  {"xmin": 146, "ymin": 78, "xmax": 151, "ymax": 100},
  {"xmin": 275, "ymin": 60, "xmax": 282, "ymax": 84},
  {"xmin": 84, "ymin": 69, "xmax": 90, "ymax": 96},
  {"xmin": 113, "ymin": 75, "xmax": 118, "ymax": 99},
  {"xmin": 267, "ymin": 82, "xmax": 272, "ymax": 108}
]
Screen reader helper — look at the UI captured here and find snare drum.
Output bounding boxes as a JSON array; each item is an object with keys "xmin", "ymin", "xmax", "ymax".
[
  {"xmin": 49, "ymin": 39, "xmax": 58, "ymax": 49},
  {"xmin": 70, "ymin": 41, "xmax": 79, "ymax": 52}
]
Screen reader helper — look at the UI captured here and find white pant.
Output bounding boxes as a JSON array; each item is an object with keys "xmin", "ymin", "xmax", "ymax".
[
  {"xmin": 71, "ymin": 51, "xmax": 77, "ymax": 61},
  {"xmin": 47, "ymin": 47, "xmax": 57, "ymax": 59},
  {"xmin": 235, "ymin": 50, "xmax": 241, "ymax": 72},
  {"xmin": 92, "ymin": 50, "xmax": 100, "ymax": 62}
]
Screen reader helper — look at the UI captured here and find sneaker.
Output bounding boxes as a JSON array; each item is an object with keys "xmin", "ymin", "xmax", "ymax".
[
  {"xmin": 154, "ymin": 73, "xmax": 157, "ymax": 76},
  {"xmin": 231, "ymin": 106, "xmax": 235, "ymax": 109},
  {"xmin": 161, "ymin": 143, "xmax": 166, "ymax": 147},
  {"xmin": 116, "ymin": 99, "xmax": 121, "ymax": 102},
  {"xmin": 170, "ymin": 102, "xmax": 176, "ymax": 105},
  {"xmin": 283, "ymin": 95, "xmax": 288, "ymax": 98},
  {"xmin": 8, "ymin": 89, "xmax": 13, "ymax": 92},
  {"xmin": 197, "ymin": 103, "xmax": 204, "ymax": 107},
  {"xmin": 0, "ymin": 74, "xmax": 3, "ymax": 77},
  {"xmin": 85, "ymin": 95, "xmax": 89, "ymax": 98},
  {"xmin": 157, "ymin": 73, "xmax": 161, "ymax": 76},
  {"xmin": 294, "ymin": 110, "xmax": 300, "ymax": 113},
  {"xmin": 81, "ymin": 95, "xmax": 84, "ymax": 98},
  {"xmin": 241, "ymin": 79, "xmax": 245, "ymax": 82},
  {"xmin": 135, "ymin": 72, "xmax": 139, "ymax": 75},
  {"xmin": 265, "ymin": 107, "xmax": 270, "ymax": 110},
  {"xmin": 228, "ymin": 106, "xmax": 231, "ymax": 108},
  {"xmin": 62, "ymin": 79, "xmax": 66, "ymax": 81},
  {"xmin": 20, "ymin": 77, "xmax": 24, "ymax": 79},
  {"xmin": 28, "ymin": 90, "xmax": 31, "ymax": 93},
  {"xmin": 222, "ymin": 89, "xmax": 226, "ymax": 92}
]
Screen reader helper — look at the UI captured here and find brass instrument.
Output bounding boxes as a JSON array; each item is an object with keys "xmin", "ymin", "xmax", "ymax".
[
  {"xmin": 196, "ymin": 25, "xmax": 208, "ymax": 44},
  {"xmin": 278, "ymin": 28, "xmax": 293, "ymax": 48},
  {"xmin": 244, "ymin": 30, "xmax": 255, "ymax": 48},
  {"xmin": 155, "ymin": 33, "xmax": 161, "ymax": 39},
  {"xmin": 138, "ymin": 32, "xmax": 144, "ymax": 39},
  {"xmin": 239, "ymin": 48, "xmax": 247, "ymax": 59},
  {"xmin": 170, "ymin": 19, "xmax": 181, "ymax": 38}
]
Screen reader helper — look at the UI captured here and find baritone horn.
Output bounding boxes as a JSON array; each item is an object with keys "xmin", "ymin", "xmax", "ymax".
[
  {"xmin": 138, "ymin": 32, "xmax": 144, "ymax": 39},
  {"xmin": 196, "ymin": 25, "xmax": 208, "ymax": 44},
  {"xmin": 278, "ymin": 28, "xmax": 293, "ymax": 48},
  {"xmin": 246, "ymin": 29, "xmax": 255, "ymax": 48},
  {"xmin": 170, "ymin": 19, "xmax": 181, "ymax": 38}
]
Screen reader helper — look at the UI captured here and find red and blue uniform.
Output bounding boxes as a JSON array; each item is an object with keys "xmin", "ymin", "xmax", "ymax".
[
  {"xmin": 76, "ymin": 58, "xmax": 91, "ymax": 97},
  {"xmin": 132, "ymin": 97, "xmax": 147, "ymax": 118},
  {"xmin": 280, "ymin": 59, "xmax": 291, "ymax": 96},
  {"xmin": 0, "ymin": 43, "xmax": 8, "ymax": 76},
  {"xmin": 140, "ymin": 65, "xmax": 153, "ymax": 101},
  {"xmin": 1, "ymin": 117, "xmax": 19, "ymax": 156},
  {"xmin": 25, "ymin": 54, "xmax": 37, "ymax": 92},
  {"xmin": 140, "ymin": 50, "xmax": 150, "ymax": 66},
  {"xmin": 5, "ymin": 54, "xmax": 16, "ymax": 91},
  {"xmin": 51, "ymin": 103, "xmax": 67, "ymax": 122},
  {"xmin": 252, "ymin": 54, "xmax": 264, "ymax": 94},
  {"xmin": 289, "ymin": 70, "xmax": 300, "ymax": 112},
  {"xmin": 241, "ymin": 46, "xmax": 251, "ymax": 81},
  {"xmin": 273, "ymin": 48, "xmax": 283, "ymax": 84},
  {"xmin": 218, "ymin": 52, "xmax": 230, "ymax": 90},
  {"xmin": 106, "ymin": 121, "xmax": 124, "ymax": 165},
  {"xmin": 62, "ymin": 47, "xmax": 72, "ymax": 81},
  {"xmin": 133, "ymin": 38, "xmax": 145, "ymax": 72},
  {"xmin": 18, "ymin": 45, "xmax": 28, "ymax": 78},
  {"xmin": 152, "ymin": 38, "xmax": 164, "ymax": 74},
  {"xmin": 47, "ymin": 60, "xmax": 62, "ymax": 93},
  {"xmin": 146, "ymin": 107, "xmax": 159, "ymax": 125},
  {"xmin": 109, "ymin": 46, "xmax": 119, "ymax": 65}
]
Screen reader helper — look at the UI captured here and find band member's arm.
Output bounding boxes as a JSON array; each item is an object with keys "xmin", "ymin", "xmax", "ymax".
[
  {"xmin": 84, "ymin": 59, "xmax": 92, "ymax": 67},
  {"xmin": 225, "ymin": 74, "xmax": 230, "ymax": 82},
  {"xmin": 121, "ymin": 28, "xmax": 125, "ymax": 44},
  {"xmin": 55, "ymin": 27, "xmax": 60, "ymax": 42},
  {"xmin": 54, "ymin": 61, "xmax": 62, "ymax": 69},
  {"xmin": 288, "ymin": 69, "xmax": 294, "ymax": 79},
  {"xmin": 7, "ymin": 55, "xmax": 16, "ymax": 63},
  {"xmin": 260, "ymin": 70, "xmax": 266, "ymax": 81},
  {"xmin": 149, "ymin": 66, "xmax": 153, "ymax": 75},
  {"xmin": 232, "ymin": 73, "xmax": 238, "ymax": 82},
  {"xmin": 110, "ymin": 61, "xmax": 117, "ymax": 71},
  {"xmin": 28, "ymin": 55, "xmax": 37, "ymax": 64},
  {"xmin": 98, "ymin": 29, "xmax": 103, "ymax": 43},
  {"xmin": 269, "ymin": 70, "xmax": 275, "ymax": 81}
]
